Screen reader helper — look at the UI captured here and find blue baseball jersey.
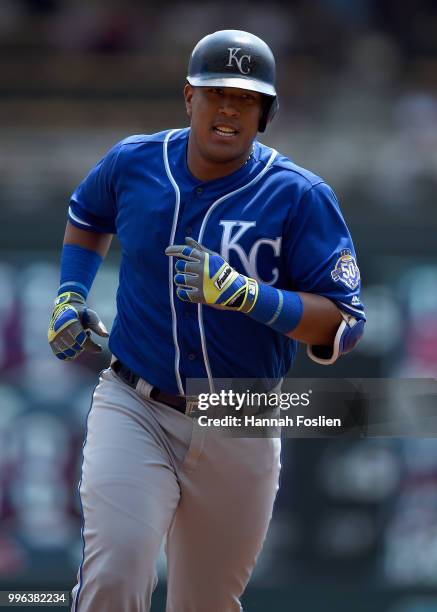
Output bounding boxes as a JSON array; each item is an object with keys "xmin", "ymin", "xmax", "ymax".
[{"xmin": 69, "ymin": 128, "xmax": 365, "ymax": 395}]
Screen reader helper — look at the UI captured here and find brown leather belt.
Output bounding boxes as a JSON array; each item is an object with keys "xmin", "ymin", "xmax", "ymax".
[{"xmin": 111, "ymin": 359, "xmax": 187, "ymax": 414}]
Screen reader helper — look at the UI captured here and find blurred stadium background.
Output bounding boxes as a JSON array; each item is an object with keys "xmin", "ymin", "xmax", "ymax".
[{"xmin": 1, "ymin": 0, "xmax": 437, "ymax": 610}]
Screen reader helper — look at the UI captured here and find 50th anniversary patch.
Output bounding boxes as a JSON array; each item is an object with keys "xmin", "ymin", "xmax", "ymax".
[{"xmin": 331, "ymin": 249, "xmax": 360, "ymax": 290}]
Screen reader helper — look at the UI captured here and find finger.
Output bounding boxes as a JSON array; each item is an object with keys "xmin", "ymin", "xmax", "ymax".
[
  {"xmin": 165, "ymin": 244, "xmax": 190, "ymax": 257},
  {"xmin": 61, "ymin": 332, "xmax": 87, "ymax": 355},
  {"xmin": 51, "ymin": 324, "xmax": 87, "ymax": 356},
  {"xmin": 82, "ymin": 309, "xmax": 109, "ymax": 337},
  {"xmin": 50, "ymin": 323, "xmax": 81, "ymax": 352},
  {"xmin": 53, "ymin": 344, "xmax": 83, "ymax": 360},
  {"xmin": 75, "ymin": 330, "xmax": 87, "ymax": 346},
  {"xmin": 54, "ymin": 350, "xmax": 69, "ymax": 360},
  {"xmin": 185, "ymin": 261, "xmax": 201, "ymax": 275},
  {"xmin": 165, "ymin": 245, "xmax": 201, "ymax": 261},
  {"xmin": 185, "ymin": 237, "xmax": 215, "ymax": 255},
  {"xmin": 62, "ymin": 346, "xmax": 84, "ymax": 359},
  {"xmin": 175, "ymin": 259, "xmax": 189, "ymax": 273},
  {"xmin": 175, "ymin": 260, "xmax": 199, "ymax": 274},
  {"xmin": 174, "ymin": 273, "xmax": 196, "ymax": 288},
  {"xmin": 185, "ymin": 237, "xmax": 203, "ymax": 250},
  {"xmin": 82, "ymin": 331, "xmax": 103, "ymax": 353},
  {"xmin": 176, "ymin": 287, "xmax": 198, "ymax": 302}
]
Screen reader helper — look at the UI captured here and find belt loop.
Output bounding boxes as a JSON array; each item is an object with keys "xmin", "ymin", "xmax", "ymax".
[
  {"xmin": 136, "ymin": 377, "xmax": 154, "ymax": 399},
  {"xmin": 185, "ymin": 399, "xmax": 199, "ymax": 416}
]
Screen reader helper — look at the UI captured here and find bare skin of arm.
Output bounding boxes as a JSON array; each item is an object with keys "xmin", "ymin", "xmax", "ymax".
[
  {"xmin": 64, "ymin": 222, "xmax": 340, "ymax": 347},
  {"xmin": 63, "ymin": 221, "xmax": 113, "ymax": 258},
  {"xmin": 286, "ymin": 292, "xmax": 342, "ymax": 347}
]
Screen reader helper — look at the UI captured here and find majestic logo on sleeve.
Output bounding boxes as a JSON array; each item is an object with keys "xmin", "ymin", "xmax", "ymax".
[
  {"xmin": 331, "ymin": 249, "xmax": 360, "ymax": 290},
  {"xmin": 226, "ymin": 48, "xmax": 252, "ymax": 74},
  {"xmin": 219, "ymin": 220, "xmax": 281, "ymax": 285}
]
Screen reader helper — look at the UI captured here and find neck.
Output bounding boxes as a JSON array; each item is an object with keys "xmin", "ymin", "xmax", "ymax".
[{"xmin": 187, "ymin": 136, "xmax": 253, "ymax": 182}]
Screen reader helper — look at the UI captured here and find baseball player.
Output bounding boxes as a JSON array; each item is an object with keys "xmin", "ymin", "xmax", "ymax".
[{"xmin": 48, "ymin": 30, "xmax": 365, "ymax": 612}]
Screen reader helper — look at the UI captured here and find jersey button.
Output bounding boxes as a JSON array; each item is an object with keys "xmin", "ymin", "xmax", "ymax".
[
  {"xmin": 196, "ymin": 187, "xmax": 203, "ymax": 195},
  {"xmin": 188, "ymin": 353, "xmax": 197, "ymax": 361},
  {"xmin": 185, "ymin": 226, "xmax": 193, "ymax": 235}
]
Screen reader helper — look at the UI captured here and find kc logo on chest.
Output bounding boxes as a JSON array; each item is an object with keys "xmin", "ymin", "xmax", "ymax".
[
  {"xmin": 226, "ymin": 48, "xmax": 252, "ymax": 75},
  {"xmin": 219, "ymin": 220, "xmax": 281, "ymax": 285}
]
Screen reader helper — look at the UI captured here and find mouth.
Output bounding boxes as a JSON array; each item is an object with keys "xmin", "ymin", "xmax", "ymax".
[{"xmin": 211, "ymin": 124, "xmax": 239, "ymax": 138}]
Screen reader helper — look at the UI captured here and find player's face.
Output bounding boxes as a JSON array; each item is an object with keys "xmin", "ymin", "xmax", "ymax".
[{"xmin": 184, "ymin": 84, "xmax": 263, "ymax": 176}]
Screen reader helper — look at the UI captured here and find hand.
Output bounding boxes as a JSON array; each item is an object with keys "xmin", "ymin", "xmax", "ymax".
[
  {"xmin": 48, "ymin": 291, "xmax": 109, "ymax": 360},
  {"xmin": 165, "ymin": 237, "xmax": 258, "ymax": 312}
]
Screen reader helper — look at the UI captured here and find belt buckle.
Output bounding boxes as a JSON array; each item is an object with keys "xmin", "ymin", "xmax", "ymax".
[{"xmin": 185, "ymin": 396, "xmax": 199, "ymax": 416}]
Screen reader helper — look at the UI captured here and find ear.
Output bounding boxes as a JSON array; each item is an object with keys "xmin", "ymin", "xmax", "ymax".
[{"xmin": 184, "ymin": 83, "xmax": 194, "ymax": 119}]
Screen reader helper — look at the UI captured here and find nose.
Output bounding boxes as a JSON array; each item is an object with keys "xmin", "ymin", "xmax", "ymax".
[{"xmin": 218, "ymin": 96, "xmax": 239, "ymax": 117}]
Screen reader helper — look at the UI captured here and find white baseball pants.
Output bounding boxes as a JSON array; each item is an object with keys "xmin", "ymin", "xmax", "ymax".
[{"xmin": 71, "ymin": 367, "xmax": 281, "ymax": 612}]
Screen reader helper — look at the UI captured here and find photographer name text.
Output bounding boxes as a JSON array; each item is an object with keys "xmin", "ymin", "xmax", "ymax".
[{"xmin": 197, "ymin": 415, "xmax": 342, "ymax": 428}]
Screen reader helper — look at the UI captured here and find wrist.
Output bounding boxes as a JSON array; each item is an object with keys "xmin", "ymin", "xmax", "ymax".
[
  {"xmin": 237, "ymin": 277, "xmax": 258, "ymax": 313},
  {"xmin": 54, "ymin": 291, "xmax": 85, "ymax": 307},
  {"xmin": 247, "ymin": 283, "xmax": 303, "ymax": 334}
]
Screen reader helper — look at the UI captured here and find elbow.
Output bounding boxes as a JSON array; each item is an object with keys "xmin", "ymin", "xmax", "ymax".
[{"xmin": 307, "ymin": 312, "xmax": 365, "ymax": 366}]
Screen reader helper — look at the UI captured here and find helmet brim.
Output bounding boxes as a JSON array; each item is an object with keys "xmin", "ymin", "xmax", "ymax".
[{"xmin": 186, "ymin": 75, "xmax": 276, "ymax": 98}]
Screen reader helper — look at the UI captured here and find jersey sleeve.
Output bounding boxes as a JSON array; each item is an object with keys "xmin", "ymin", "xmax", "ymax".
[
  {"xmin": 68, "ymin": 141, "xmax": 122, "ymax": 234},
  {"xmin": 284, "ymin": 182, "xmax": 365, "ymax": 320}
]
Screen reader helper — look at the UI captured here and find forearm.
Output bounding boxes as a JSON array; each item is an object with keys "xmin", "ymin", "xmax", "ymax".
[
  {"xmin": 59, "ymin": 222, "xmax": 113, "ymax": 299},
  {"xmin": 64, "ymin": 221, "xmax": 113, "ymax": 258},
  {"xmin": 286, "ymin": 292, "xmax": 341, "ymax": 346},
  {"xmin": 248, "ymin": 285, "xmax": 362, "ymax": 364},
  {"xmin": 247, "ymin": 284, "xmax": 341, "ymax": 345}
]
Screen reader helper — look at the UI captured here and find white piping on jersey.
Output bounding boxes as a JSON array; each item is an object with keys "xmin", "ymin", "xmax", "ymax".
[
  {"xmin": 68, "ymin": 205, "xmax": 92, "ymax": 227},
  {"xmin": 197, "ymin": 148, "xmax": 278, "ymax": 393},
  {"xmin": 338, "ymin": 300, "xmax": 365, "ymax": 317},
  {"xmin": 163, "ymin": 129, "xmax": 185, "ymax": 396}
]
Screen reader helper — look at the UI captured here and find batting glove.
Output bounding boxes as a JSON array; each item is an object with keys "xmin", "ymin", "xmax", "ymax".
[
  {"xmin": 48, "ymin": 291, "xmax": 109, "ymax": 360},
  {"xmin": 165, "ymin": 237, "xmax": 258, "ymax": 312}
]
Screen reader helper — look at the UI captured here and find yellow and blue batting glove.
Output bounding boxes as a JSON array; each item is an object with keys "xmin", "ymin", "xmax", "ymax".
[
  {"xmin": 165, "ymin": 237, "xmax": 258, "ymax": 312},
  {"xmin": 48, "ymin": 291, "xmax": 109, "ymax": 360}
]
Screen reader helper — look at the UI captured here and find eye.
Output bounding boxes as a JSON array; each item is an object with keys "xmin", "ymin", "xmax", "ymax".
[{"xmin": 209, "ymin": 87, "xmax": 224, "ymax": 95}]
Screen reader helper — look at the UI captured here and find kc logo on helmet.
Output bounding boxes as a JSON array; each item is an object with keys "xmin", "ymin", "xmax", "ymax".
[{"xmin": 227, "ymin": 48, "xmax": 251, "ymax": 74}]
